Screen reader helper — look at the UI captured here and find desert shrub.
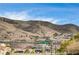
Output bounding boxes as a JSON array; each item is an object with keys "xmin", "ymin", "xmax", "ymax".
[
  {"xmin": 66, "ymin": 42, "xmax": 79, "ymax": 55},
  {"xmin": 57, "ymin": 33, "xmax": 79, "ymax": 54},
  {"xmin": 74, "ymin": 33, "xmax": 79, "ymax": 41},
  {"xmin": 57, "ymin": 39, "xmax": 74, "ymax": 53}
]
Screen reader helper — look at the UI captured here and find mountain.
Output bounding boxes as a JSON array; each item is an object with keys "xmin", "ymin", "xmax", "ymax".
[{"xmin": 0, "ymin": 17, "xmax": 79, "ymax": 42}]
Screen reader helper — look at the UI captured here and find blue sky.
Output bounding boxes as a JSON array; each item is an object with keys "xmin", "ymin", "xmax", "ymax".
[{"xmin": 0, "ymin": 3, "xmax": 79, "ymax": 25}]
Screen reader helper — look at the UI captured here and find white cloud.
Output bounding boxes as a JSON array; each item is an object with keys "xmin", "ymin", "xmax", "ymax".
[
  {"xmin": 0, "ymin": 11, "xmax": 30, "ymax": 20},
  {"xmin": 32, "ymin": 17, "xmax": 58, "ymax": 24},
  {"xmin": 0, "ymin": 11, "xmax": 59, "ymax": 24}
]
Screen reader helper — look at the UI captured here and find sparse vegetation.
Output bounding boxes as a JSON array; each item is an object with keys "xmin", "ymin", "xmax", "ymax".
[
  {"xmin": 0, "ymin": 17, "xmax": 79, "ymax": 55},
  {"xmin": 57, "ymin": 33, "xmax": 79, "ymax": 54}
]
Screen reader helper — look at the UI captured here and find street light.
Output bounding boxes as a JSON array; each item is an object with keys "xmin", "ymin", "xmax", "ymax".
[{"xmin": 50, "ymin": 38, "xmax": 57, "ymax": 55}]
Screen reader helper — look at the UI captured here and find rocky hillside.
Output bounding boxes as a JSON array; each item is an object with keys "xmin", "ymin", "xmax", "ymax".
[{"xmin": 0, "ymin": 17, "xmax": 79, "ymax": 42}]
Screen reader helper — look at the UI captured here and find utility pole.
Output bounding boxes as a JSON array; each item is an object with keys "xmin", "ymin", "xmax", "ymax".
[
  {"xmin": 50, "ymin": 40, "xmax": 53, "ymax": 55},
  {"xmin": 54, "ymin": 40, "xmax": 57, "ymax": 54},
  {"xmin": 50, "ymin": 38, "xmax": 57, "ymax": 55},
  {"xmin": 38, "ymin": 21, "xmax": 46, "ymax": 54}
]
